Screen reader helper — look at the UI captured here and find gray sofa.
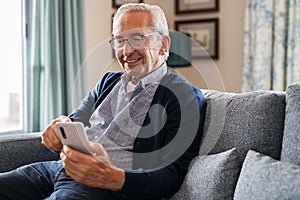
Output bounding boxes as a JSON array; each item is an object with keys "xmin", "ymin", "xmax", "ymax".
[{"xmin": 1, "ymin": 82, "xmax": 300, "ymax": 200}]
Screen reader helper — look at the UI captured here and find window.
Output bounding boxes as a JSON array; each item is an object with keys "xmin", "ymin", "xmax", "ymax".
[{"xmin": 0, "ymin": 0, "xmax": 24, "ymax": 133}]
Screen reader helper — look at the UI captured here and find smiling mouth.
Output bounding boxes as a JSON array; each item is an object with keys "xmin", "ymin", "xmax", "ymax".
[{"xmin": 125, "ymin": 57, "xmax": 142, "ymax": 64}]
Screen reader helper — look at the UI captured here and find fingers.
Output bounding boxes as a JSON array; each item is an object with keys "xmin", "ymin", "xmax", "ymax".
[
  {"xmin": 41, "ymin": 124, "xmax": 62, "ymax": 152},
  {"xmin": 56, "ymin": 115, "xmax": 72, "ymax": 123},
  {"xmin": 62, "ymin": 142, "xmax": 112, "ymax": 167},
  {"xmin": 60, "ymin": 145, "xmax": 95, "ymax": 176},
  {"xmin": 87, "ymin": 142, "xmax": 112, "ymax": 166},
  {"xmin": 60, "ymin": 144, "xmax": 125, "ymax": 190},
  {"xmin": 61, "ymin": 145, "xmax": 93, "ymax": 163},
  {"xmin": 87, "ymin": 142, "xmax": 107, "ymax": 156},
  {"xmin": 41, "ymin": 115, "xmax": 71, "ymax": 152}
]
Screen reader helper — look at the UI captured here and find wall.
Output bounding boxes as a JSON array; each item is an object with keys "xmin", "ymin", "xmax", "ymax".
[{"xmin": 85, "ymin": 0, "xmax": 245, "ymax": 92}]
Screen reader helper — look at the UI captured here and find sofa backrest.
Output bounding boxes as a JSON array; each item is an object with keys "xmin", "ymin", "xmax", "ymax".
[{"xmin": 199, "ymin": 89, "xmax": 286, "ymax": 163}]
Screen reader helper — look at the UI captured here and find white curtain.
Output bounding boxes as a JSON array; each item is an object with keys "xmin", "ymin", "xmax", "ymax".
[{"xmin": 243, "ymin": 0, "xmax": 300, "ymax": 91}]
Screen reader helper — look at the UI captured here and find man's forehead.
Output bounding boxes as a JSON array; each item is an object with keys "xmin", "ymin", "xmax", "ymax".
[
  {"xmin": 120, "ymin": 10, "xmax": 152, "ymax": 25},
  {"xmin": 114, "ymin": 11, "xmax": 154, "ymax": 35},
  {"xmin": 114, "ymin": 27, "xmax": 155, "ymax": 37}
]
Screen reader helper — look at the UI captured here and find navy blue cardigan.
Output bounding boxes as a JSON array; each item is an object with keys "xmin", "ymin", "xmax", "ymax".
[{"xmin": 69, "ymin": 70, "xmax": 206, "ymax": 199}]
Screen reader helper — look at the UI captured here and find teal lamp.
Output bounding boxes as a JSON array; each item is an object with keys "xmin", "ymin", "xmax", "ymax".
[{"xmin": 167, "ymin": 31, "xmax": 191, "ymax": 67}]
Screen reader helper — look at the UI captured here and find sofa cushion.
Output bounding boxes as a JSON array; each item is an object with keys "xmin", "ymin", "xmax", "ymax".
[
  {"xmin": 199, "ymin": 90, "xmax": 285, "ymax": 163},
  {"xmin": 0, "ymin": 133, "xmax": 59, "ymax": 172},
  {"xmin": 281, "ymin": 82, "xmax": 300, "ymax": 165},
  {"xmin": 171, "ymin": 148, "xmax": 241, "ymax": 200},
  {"xmin": 234, "ymin": 150, "xmax": 300, "ymax": 200}
]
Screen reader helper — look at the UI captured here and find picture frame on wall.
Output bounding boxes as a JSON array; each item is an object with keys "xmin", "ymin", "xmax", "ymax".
[
  {"xmin": 176, "ymin": 0, "xmax": 219, "ymax": 14},
  {"xmin": 112, "ymin": 0, "xmax": 143, "ymax": 9},
  {"xmin": 175, "ymin": 18, "xmax": 219, "ymax": 59}
]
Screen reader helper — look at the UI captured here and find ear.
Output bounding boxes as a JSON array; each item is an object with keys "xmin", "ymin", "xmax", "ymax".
[{"xmin": 159, "ymin": 35, "xmax": 170, "ymax": 56}]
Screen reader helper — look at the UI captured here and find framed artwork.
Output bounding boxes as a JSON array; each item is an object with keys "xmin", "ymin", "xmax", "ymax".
[
  {"xmin": 176, "ymin": 0, "xmax": 219, "ymax": 14},
  {"xmin": 112, "ymin": 0, "xmax": 143, "ymax": 9},
  {"xmin": 175, "ymin": 18, "xmax": 219, "ymax": 59}
]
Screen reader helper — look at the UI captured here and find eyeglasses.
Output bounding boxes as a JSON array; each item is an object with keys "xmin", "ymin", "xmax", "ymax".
[{"xmin": 109, "ymin": 32, "xmax": 160, "ymax": 50}]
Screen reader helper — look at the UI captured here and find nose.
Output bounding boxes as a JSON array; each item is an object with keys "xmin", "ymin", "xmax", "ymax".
[{"xmin": 123, "ymin": 41, "xmax": 134, "ymax": 56}]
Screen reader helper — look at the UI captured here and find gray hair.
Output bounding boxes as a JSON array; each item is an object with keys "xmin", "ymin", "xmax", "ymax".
[{"xmin": 112, "ymin": 3, "xmax": 169, "ymax": 36}]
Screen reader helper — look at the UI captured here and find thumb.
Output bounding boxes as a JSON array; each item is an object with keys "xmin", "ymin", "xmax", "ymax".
[
  {"xmin": 51, "ymin": 115, "xmax": 72, "ymax": 125},
  {"xmin": 87, "ymin": 142, "xmax": 112, "ymax": 166},
  {"xmin": 60, "ymin": 115, "xmax": 72, "ymax": 123}
]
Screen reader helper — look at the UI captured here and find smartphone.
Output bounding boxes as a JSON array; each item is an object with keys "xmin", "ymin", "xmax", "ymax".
[{"xmin": 55, "ymin": 122, "xmax": 91, "ymax": 154}]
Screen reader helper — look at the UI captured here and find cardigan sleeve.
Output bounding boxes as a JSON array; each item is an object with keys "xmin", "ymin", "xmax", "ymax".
[{"xmin": 68, "ymin": 72, "xmax": 123, "ymax": 126}]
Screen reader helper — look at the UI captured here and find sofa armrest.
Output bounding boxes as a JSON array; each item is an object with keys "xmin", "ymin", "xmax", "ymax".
[{"xmin": 0, "ymin": 132, "xmax": 59, "ymax": 172}]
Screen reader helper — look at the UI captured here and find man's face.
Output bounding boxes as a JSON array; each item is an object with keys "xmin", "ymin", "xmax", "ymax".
[{"xmin": 113, "ymin": 11, "xmax": 168, "ymax": 83}]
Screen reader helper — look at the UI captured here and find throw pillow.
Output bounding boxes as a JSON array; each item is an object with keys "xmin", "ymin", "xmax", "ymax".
[
  {"xmin": 171, "ymin": 148, "xmax": 241, "ymax": 200},
  {"xmin": 234, "ymin": 150, "xmax": 300, "ymax": 200},
  {"xmin": 200, "ymin": 90, "xmax": 285, "ymax": 163},
  {"xmin": 281, "ymin": 82, "xmax": 300, "ymax": 165}
]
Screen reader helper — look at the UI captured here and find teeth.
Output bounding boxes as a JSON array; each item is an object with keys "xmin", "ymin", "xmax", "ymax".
[{"xmin": 126, "ymin": 58, "xmax": 139, "ymax": 63}]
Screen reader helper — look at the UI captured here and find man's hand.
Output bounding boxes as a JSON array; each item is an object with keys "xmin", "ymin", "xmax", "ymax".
[
  {"xmin": 41, "ymin": 115, "xmax": 71, "ymax": 152},
  {"xmin": 60, "ymin": 142, "xmax": 125, "ymax": 191}
]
